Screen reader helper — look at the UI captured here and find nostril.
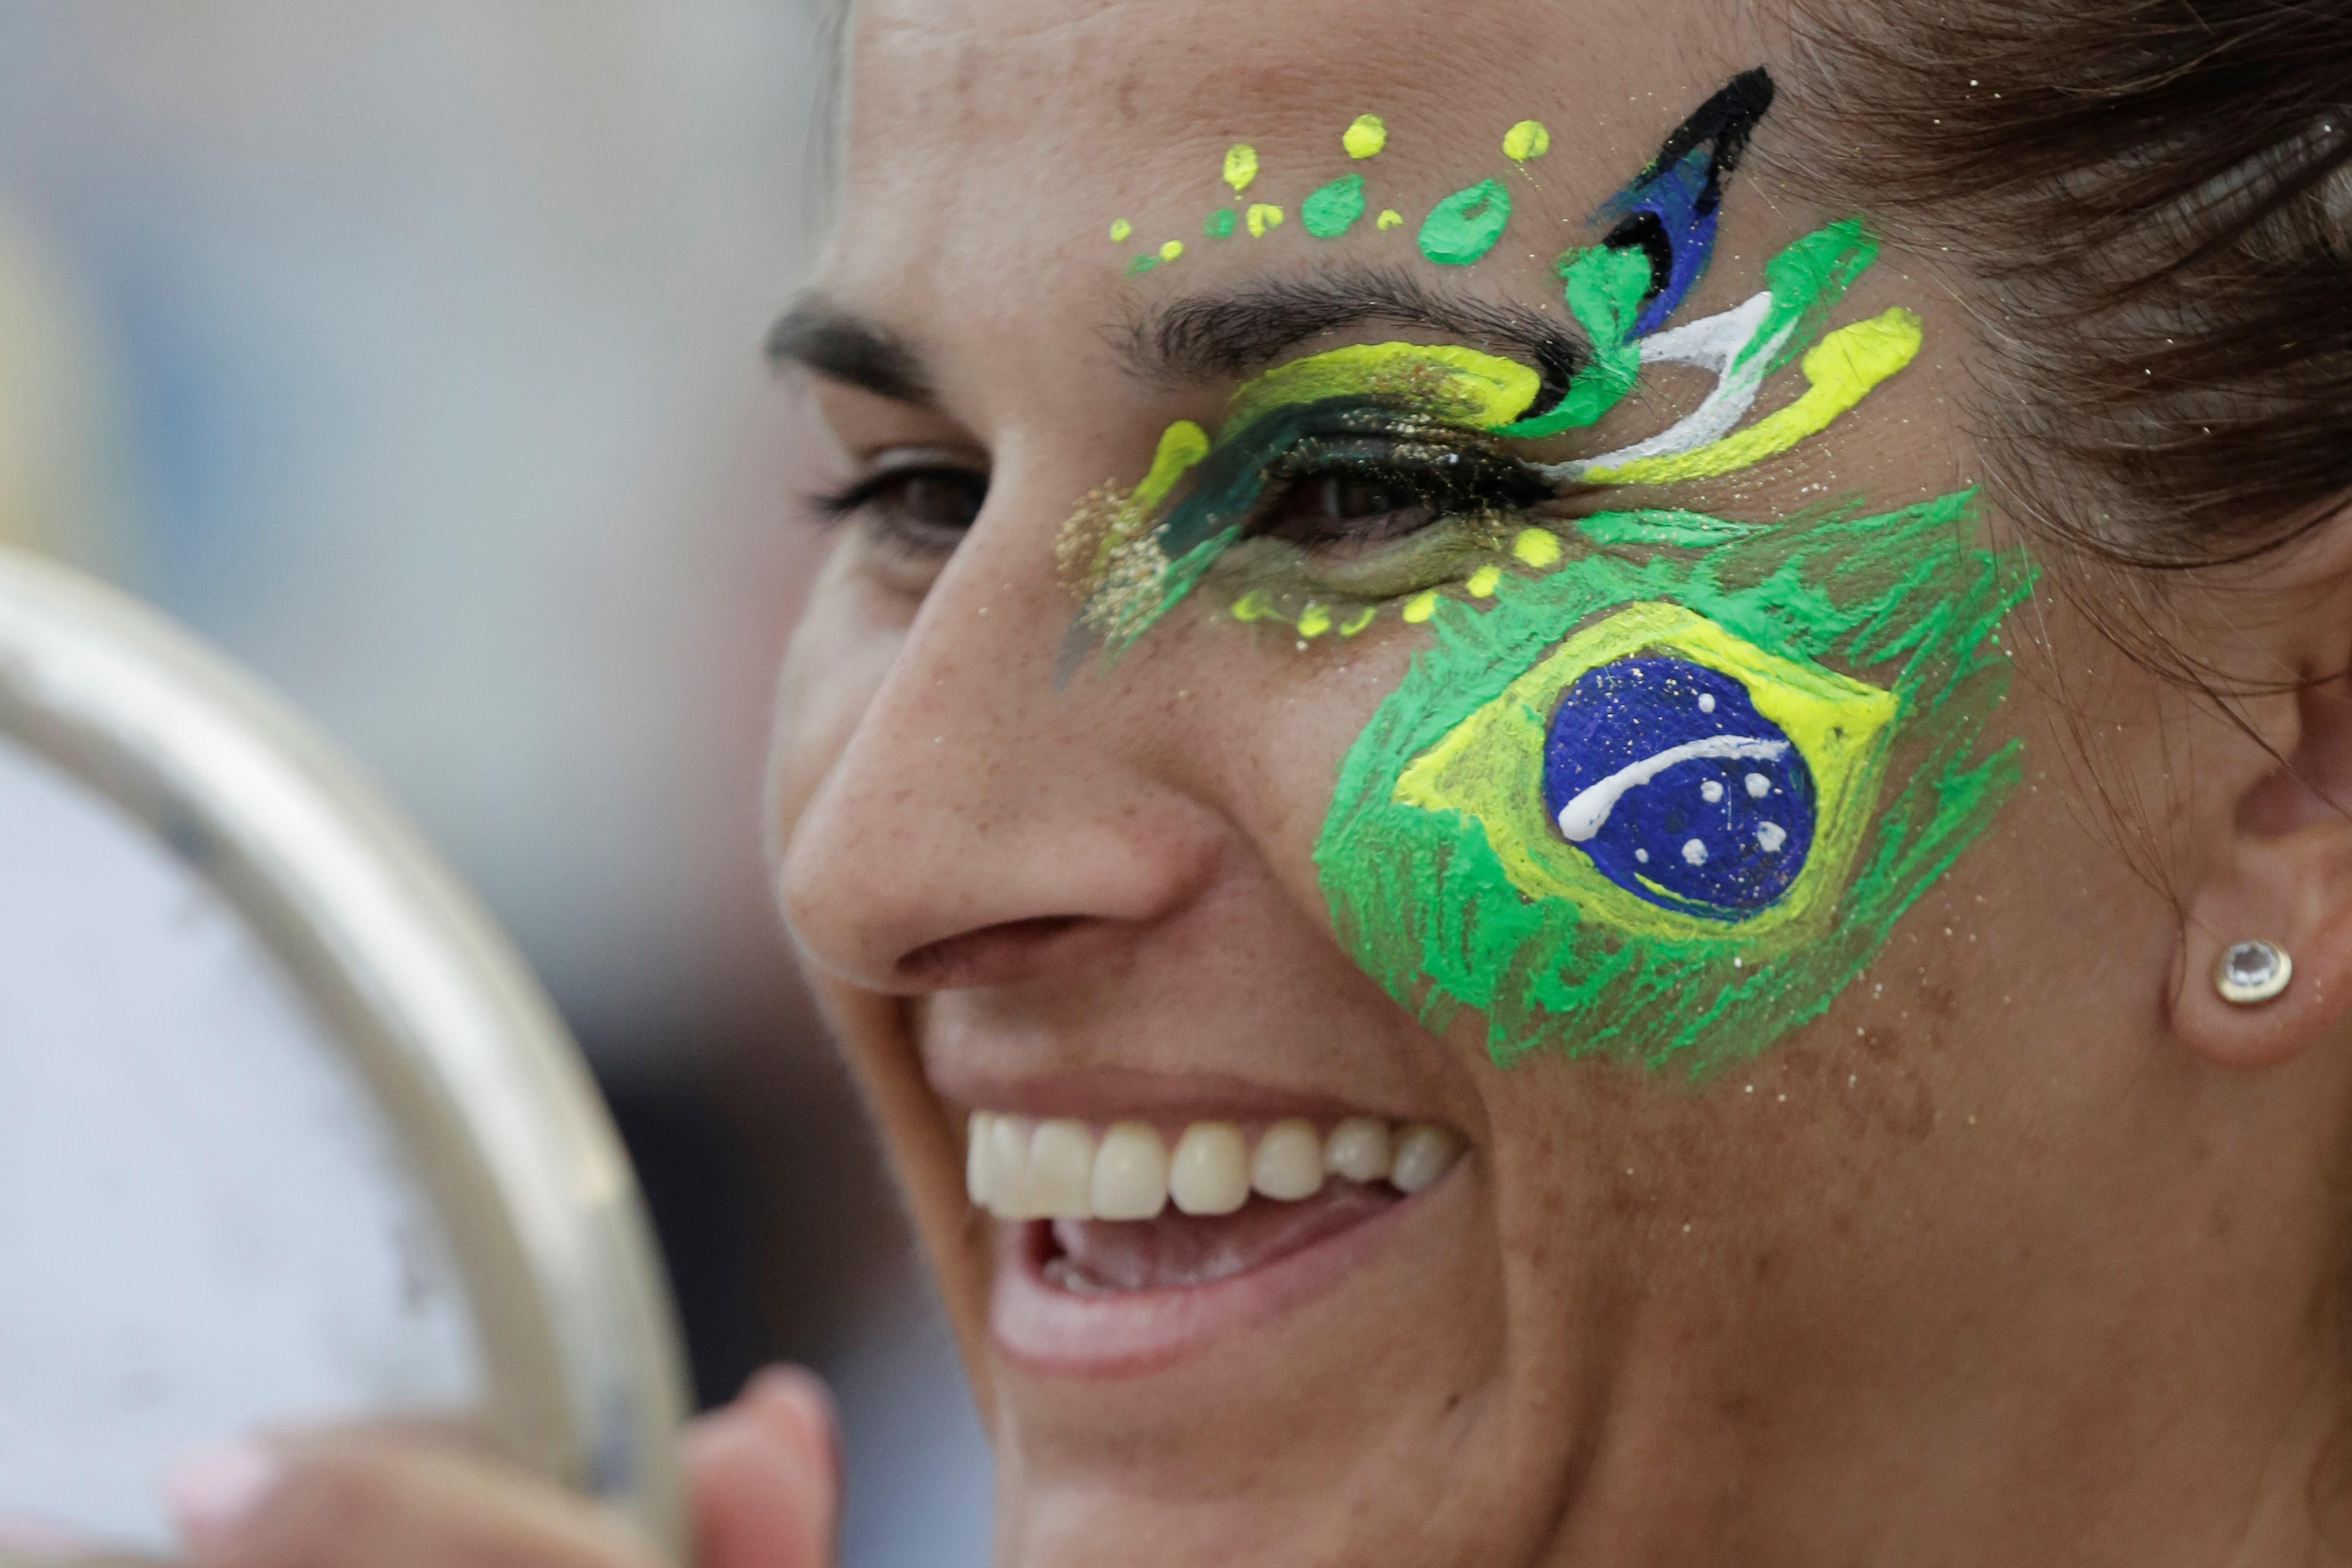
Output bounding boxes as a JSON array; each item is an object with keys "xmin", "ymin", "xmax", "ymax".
[{"xmin": 899, "ymin": 915, "xmax": 1091, "ymax": 988}]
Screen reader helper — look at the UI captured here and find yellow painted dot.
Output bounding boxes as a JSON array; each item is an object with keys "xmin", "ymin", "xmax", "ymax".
[
  {"xmin": 1339, "ymin": 606, "xmax": 1376, "ymax": 636},
  {"xmin": 1296, "ymin": 603, "xmax": 1332, "ymax": 637},
  {"xmin": 1343, "ymin": 114, "xmax": 1387, "ymax": 159},
  {"xmin": 1401, "ymin": 590, "xmax": 1439, "ymax": 623},
  {"xmin": 1511, "ymin": 527, "xmax": 1561, "ymax": 567},
  {"xmin": 1503, "ymin": 119, "xmax": 1551, "ymax": 162},
  {"xmin": 1108, "ymin": 218, "xmax": 1133, "ymax": 243},
  {"xmin": 1245, "ymin": 202, "xmax": 1285, "ymax": 238},
  {"xmin": 1224, "ymin": 143, "xmax": 1259, "ymax": 192},
  {"xmin": 1158, "ymin": 239, "xmax": 1184, "ymax": 262},
  {"xmin": 1376, "ymin": 208, "xmax": 1404, "ymax": 230},
  {"xmin": 1466, "ymin": 564, "xmax": 1502, "ymax": 597}
]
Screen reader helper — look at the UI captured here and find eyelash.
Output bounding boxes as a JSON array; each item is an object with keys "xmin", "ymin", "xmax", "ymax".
[
  {"xmin": 804, "ymin": 426, "xmax": 1559, "ymax": 577},
  {"xmin": 1246, "ymin": 434, "xmax": 1560, "ymax": 552},
  {"xmin": 809, "ymin": 461, "xmax": 989, "ymax": 557}
]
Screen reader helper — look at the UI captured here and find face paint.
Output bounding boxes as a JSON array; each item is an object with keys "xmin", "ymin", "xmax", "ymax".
[
  {"xmin": 1224, "ymin": 143, "xmax": 1259, "ymax": 193},
  {"xmin": 1597, "ymin": 68, "xmax": 1775, "ymax": 337},
  {"xmin": 1418, "ymin": 178, "xmax": 1512, "ymax": 265},
  {"xmin": 1316, "ymin": 494, "xmax": 2034, "ymax": 1071},
  {"xmin": 1343, "ymin": 114, "xmax": 1388, "ymax": 159},
  {"xmin": 1246, "ymin": 202, "xmax": 1285, "ymax": 237},
  {"xmin": 1578, "ymin": 306, "xmax": 1921, "ymax": 486},
  {"xmin": 1502, "ymin": 119, "xmax": 1551, "ymax": 163},
  {"xmin": 1059, "ymin": 71, "xmax": 2034, "ymax": 1069},
  {"xmin": 1301, "ymin": 173, "xmax": 1368, "ymax": 238},
  {"xmin": 1069, "ymin": 184, "xmax": 1904, "ymax": 652}
]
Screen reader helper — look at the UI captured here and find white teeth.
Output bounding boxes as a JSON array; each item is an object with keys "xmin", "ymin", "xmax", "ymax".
[
  {"xmin": 1169, "ymin": 1121, "xmax": 1251, "ymax": 1216},
  {"xmin": 1027, "ymin": 1119, "xmax": 1097, "ymax": 1218},
  {"xmin": 1323, "ymin": 1116, "xmax": 1394, "ymax": 1185},
  {"xmin": 989, "ymin": 1115, "xmax": 1037, "ymax": 1218},
  {"xmin": 966, "ymin": 1111, "xmax": 996, "ymax": 1207},
  {"xmin": 1090, "ymin": 1122, "xmax": 1171, "ymax": 1221},
  {"xmin": 964, "ymin": 1110, "xmax": 1462, "ymax": 1221},
  {"xmin": 1390, "ymin": 1123, "xmax": 1467, "ymax": 1194},
  {"xmin": 1250, "ymin": 1118, "xmax": 1325, "ymax": 1201}
]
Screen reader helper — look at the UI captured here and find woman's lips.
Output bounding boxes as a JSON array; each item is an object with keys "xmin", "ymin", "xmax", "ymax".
[
  {"xmin": 951, "ymin": 1086, "xmax": 1472, "ymax": 1377},
  {"xmin": 985, "ymin": 1156, "xmax": 1462, "ymax": 1379}
]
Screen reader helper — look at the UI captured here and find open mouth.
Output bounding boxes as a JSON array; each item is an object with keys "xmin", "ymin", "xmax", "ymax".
[{"xmin": 969, "ymin": 1112, "xmax": 1468, "ymax": 1374}]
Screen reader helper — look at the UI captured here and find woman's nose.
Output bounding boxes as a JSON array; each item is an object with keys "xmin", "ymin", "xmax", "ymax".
[{"xmin": 775, "ymin": 517, "xmax": 1219, "ymax": 995}]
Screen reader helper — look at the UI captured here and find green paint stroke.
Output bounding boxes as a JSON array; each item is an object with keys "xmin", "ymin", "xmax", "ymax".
[
  {"xmin": 1494, "ymin": 244, "xmax": 1650, "ymax": 438},
  {"xmin": 1301, "ymin": 174, "xmax": 1367, "ymax": 238},
  {"xmin": 1312, "ymin": 490, "xmax": 2037, "ymax": 1075},
  {"xmin": 1205, "ymin": 207, "xmax": 1238, "ymax": 239},
  {"xmin": 1419, "ymin": 178, "xmax": 1511, "ymax": 265}
]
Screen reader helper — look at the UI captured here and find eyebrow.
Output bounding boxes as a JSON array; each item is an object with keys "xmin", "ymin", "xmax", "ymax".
[
  {"xmin": 1119, "ymin": 263, "xmax": 1585, "ymax": 403},
  {"xmin": 765, "ymin": 264, "xmax": 1589, "ymax": 411},
  {"xmin": 765, "ymin": 294, "xmax": 934, "ymax": 405}
]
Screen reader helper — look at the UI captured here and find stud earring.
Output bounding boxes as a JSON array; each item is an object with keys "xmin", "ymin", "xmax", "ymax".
[{"xmin": 2215, "ymin": 939, "xmax": 2292, "ymax": 1006}]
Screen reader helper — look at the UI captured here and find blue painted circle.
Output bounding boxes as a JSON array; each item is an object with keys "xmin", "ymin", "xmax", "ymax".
[{"xmin": 1540, "ymin": 656, "xmax": 1815, "ymax": 918}]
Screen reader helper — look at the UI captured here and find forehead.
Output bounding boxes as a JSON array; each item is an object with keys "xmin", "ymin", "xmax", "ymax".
[{"xmin": 830, "ymin": 0, "xmax": 1758, "ymax": 336}]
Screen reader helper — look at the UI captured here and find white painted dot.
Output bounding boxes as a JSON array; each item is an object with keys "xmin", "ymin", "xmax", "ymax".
[
  {"xmin": 1634, "ymin": 847, "xmax": 1649, "ymax": 864},
  {"xmin": 1744, "ymin": 772, "xmax": 1771, "ymax": 798},
  {"xmin": 1756, "ymin": 821, "xmax": 1787, "ymax": 853},
  {"xmin": 1700, "ymin": 780, "xmax": 1724, "ymax": 804},
  {"xmin": 1682, "ymin": 837, "xmax": 1708, "ymax": 866},
  {"xmin": 1698, "ymin": 693, "xmax": 1716, "ymax": 713}
]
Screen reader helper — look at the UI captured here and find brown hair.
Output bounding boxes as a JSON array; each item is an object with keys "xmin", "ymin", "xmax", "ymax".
[{"xmin": 1776, "ymin": 0, "xmax": 2352, "ymax": 581}]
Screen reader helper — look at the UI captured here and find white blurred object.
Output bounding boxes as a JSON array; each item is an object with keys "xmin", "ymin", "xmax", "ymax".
[
  {"xmin": 0, "ymin": 725, "xmax": 477, "ymax": 1551},
  {"xmin": 0, "ymin": 548, "xmax": 686, "ymax": 1557}
]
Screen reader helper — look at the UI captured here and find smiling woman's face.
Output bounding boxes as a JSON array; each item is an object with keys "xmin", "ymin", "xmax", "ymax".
[{"xmin": 761, "ymin": 0, "xmax": 2351, "ymax": 1561}]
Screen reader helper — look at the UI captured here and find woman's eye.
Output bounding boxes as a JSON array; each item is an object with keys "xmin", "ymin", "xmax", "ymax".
[
  {"xmin": 823, "ymin": 464, "xmax": 988, "ymax": 552},
  {"xmin": 1258, "ymin": 470, "xmax": 1440, "ymax": 550}
]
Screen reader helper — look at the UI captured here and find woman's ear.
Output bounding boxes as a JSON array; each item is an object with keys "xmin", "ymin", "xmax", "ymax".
[{"xmin": 2174, "ymin": 675, "xmax": 2352, "ymax": 1067}]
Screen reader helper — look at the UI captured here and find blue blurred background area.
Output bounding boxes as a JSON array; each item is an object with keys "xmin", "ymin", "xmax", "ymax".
[{"xmin": 0, "ymin": 6, "xmax": 989, "ymax": 1563}]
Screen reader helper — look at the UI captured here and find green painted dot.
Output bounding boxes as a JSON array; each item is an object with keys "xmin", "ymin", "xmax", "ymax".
[
  {"xmin": 1205, "ymin": 207, "xmax": 1237, "ymax": 238},
  {"xmin": 1418, "ymin": 177, "xmax": 1511, "ymax": 265},
  {"xmin": 1127, "ymin": 253, "xmax": 1159, "ymax": 276},
  {"xmin": 1301, "ymin": 173, "xmax": 1366, "ymax": 239}
]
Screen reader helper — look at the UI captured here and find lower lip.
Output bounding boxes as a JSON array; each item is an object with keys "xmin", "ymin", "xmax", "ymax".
[{"xmin": 987, "ymin": 1177, "xmax": 1443, "ymax": 1380}]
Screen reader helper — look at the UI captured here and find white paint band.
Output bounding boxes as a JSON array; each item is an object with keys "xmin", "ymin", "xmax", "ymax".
[{"xmin": 1555, "ymin": 734, "xmax": 1791, "ymax": 843}]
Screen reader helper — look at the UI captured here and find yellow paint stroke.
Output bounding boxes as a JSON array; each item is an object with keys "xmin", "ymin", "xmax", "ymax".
[
  {"xmin": 1392, "ymin": 601, "xmax": 1896, "ymax": 949},
  {"xmin": 1246, "ymin": 202, "xmax": 1285, "ymax": 237},
  {"xmin": 1401, "ymin": 590, "xmax": 1439, "ymax": 623},
  {"xmin": 1502, "ymin": 119, "xmax": 1552, "ymax": 162},
  {"xmin": 1222, "ymin": 341, "xmax": 1539, "ymax": 435},
  {"xmin": 1511, "ymin": 527, "xmax": 1561, "ymax": 567},
  {"xmin": 1230, "ymin": 588, "xmax": 1280, "ymax": 622},
  {"xmin": 1586, "ymin": 307, "xmax": 1924, "ymax": 486},
  {"xmin": 1158, "ymin": 239, "xmax": 1185, "ymax": 263},
  {"xmin": 1344, "ymin": 114, "xmax": 1388, "ymax": 158},
  {"xmin": 1224, "ymin": 143, "xmax": 1259, "ymax": 193},
  {"xmin": 1135, "ymin": 420, "xmax": 1209, "ymax": 508},
  {"xmin": 1297, "ymin": 603, "xmax": 1333, "ymax": 638},
  {"xmin": 1376, "ymin": 208, "xmax": 1404, "ymax": 230},
  {"xmin": 1466, "ymin": 564, "xmax": 1503, "ymax": 597},
  {"xmin": 1340, "ymin": 606, "xmax": 1377, "ymax": 635},
  {"xmin": 1109, "ymin": 218, "xmax": 1133, "ymax": 243}
]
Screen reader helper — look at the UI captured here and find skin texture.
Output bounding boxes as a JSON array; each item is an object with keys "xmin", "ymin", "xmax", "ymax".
[{"xmin": 189, "ymin": 1, "xmax": 2352, "ymax": 1565}]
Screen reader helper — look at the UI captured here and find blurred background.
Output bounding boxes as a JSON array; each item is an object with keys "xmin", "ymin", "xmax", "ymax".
[{"xmin": 0, "ymin": 5, "xmax": 991, "ymax": 1563}]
